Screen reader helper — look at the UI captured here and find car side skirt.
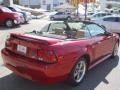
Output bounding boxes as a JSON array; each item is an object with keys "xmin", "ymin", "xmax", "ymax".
[{"xmin": 88, "ymin": 54, "xmax": 112, "ymax": 70}]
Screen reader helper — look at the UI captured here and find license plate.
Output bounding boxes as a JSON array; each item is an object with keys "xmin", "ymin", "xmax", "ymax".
[{"xmin": 17, "ymin": 45, "xmax": 27, "ymax": 54}]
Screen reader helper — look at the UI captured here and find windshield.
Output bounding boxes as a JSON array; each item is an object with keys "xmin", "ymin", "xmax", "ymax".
[
  {"xmin": 29, "ymin": 22, "xmax": 90, "ymax": 40},
  {"xmin": 1, "ymin": 7, "xmax": 12, "ymax": 12}
]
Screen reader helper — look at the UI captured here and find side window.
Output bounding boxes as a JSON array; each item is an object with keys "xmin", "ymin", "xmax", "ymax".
[
  {"xmin": 86, "ymin": 24, "xmax": 105, "ymax": 37},
  {"xmin": 117, "ymin": 17, "xmax": 120, "ymax": 22},
  {"xmin": 82, "ymin": 25, "xmax": 91, "ymax": 38},
  {"xmin": 101, "ymin": 13, "xmax": 106, "ymax": 17},
  {"xmin": 94, "ymin": 14, "xmax": 99, "ymax": 17},
  {"xmin": 48, "ymin": 22, "xmax": 66, "ymax": 35},
  {"xmin": 56, "ymin": 12, "xmax": 63, "ymax": 15},
  {"xmin": 107, "ymin": 13, "xmax": 111, "ymax": 15},
  {"xmin": 68, "ymin": 23, "xmax": 91, "ymax": 39},
  {"xmin": 103, "ymin": 17, "xmax": 116, "ymax": 22}
]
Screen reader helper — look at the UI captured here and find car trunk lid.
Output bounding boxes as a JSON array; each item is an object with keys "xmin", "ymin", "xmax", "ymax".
[{"xmin": 5, "ymin": 33, "xmax": 62, "ymax": 63}]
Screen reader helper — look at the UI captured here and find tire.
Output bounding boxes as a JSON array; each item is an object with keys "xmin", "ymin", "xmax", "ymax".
[
  {"xmin": 25, "ymin": 21, "xmax": 28, "ymax": 24},
  {"xmin": 111, "ymin": 42, "xmax": 119, "ymax": 58},
  {"xmin": 68, "ymin": 57, "xmax": 87, "ymax": 86},
  {"xmin": 5, "ymin": 19, "xmax": 14, "ymax": 28},
  {"xmin": 67, "ymin": 17, "xmax": 72, "ymax": 21},
  {"xmin": 50, "ymin": 17, "xmax": 54, "ymax": 21}
]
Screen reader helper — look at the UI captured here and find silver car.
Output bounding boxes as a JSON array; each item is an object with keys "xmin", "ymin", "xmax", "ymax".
[{"xmin": 50, "ymin": 12, "xmax": 76, "ymax": 21}]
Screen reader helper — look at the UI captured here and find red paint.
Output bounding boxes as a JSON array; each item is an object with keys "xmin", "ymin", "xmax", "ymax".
[
  {"xmin": 0, "ymin": 6, "xmax": 21, "ymax": 26},
  {"xmin": 1, "ymin": 32, "xmax": 119, "ymax": 84}
]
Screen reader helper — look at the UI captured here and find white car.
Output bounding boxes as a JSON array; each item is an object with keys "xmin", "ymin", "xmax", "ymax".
[
  {"xmin": 94, "ymin": 15, "xmax": 120, "ymax": 33},
  {"xmin": 87, "ymin": 12, "xmax": 112, "ymax": 21}
]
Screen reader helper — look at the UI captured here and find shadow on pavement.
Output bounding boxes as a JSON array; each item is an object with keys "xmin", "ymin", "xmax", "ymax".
[
  {"xmin": 0, "ymin": 56, "xmax": 119, "ymax": 90},
  {"xmin": 0, "ymin": 25, "xmax": 21, "ymax": 30}
]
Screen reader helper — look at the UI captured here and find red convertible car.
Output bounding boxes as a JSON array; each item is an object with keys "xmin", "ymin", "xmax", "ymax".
[{"xmin": 1, "ymin": 21, "xmax": 119, "ymax": 86}]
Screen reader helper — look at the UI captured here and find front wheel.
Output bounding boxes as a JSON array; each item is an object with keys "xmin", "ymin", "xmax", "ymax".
[
  {"xmin": 67, "ymin": 17, "xmax": 72, "ymax": 21},
  {"xmin": 5, "ymin": 19, "xmax": 14, "ymax": 28},
  {"xmin": 50, "ymin": 17, "xmax": 54, "ymax": 21},
  {"xmin": 68, "ymin": 58, "xmax": 87, "ymax": 86}
]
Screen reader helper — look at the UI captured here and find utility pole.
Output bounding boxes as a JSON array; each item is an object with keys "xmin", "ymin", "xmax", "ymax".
[
  {"xmin": 84, "ymin": 0, "xmax": 87, "ymax": 20},
  {"xmin": 77, "ymin": 0, "xmax": 79, "ymax": 15}
]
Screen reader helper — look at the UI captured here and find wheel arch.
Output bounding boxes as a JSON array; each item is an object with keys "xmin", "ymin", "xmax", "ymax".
[{"xmin": 79, "ymin": 54, "xmax": 91, "ymax": 70}]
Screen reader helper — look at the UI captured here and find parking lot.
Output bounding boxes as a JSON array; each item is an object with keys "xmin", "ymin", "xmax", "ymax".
[{"xmin": 0, "ymin": 19, "xmax": 120, "ymax": 90}]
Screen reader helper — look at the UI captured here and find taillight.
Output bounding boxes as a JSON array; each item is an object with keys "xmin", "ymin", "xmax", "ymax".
[
  {"xmin": 5, "ymin": 40, "xmax": 15, "ymax": 51},
  {"xmin": 37, "ymin": 49, "xmax": 57, "ymax": 64}
]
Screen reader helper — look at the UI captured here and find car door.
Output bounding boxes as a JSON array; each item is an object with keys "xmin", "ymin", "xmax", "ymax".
[{"xmin": 86, "ymin": 23, "xmax": 114, "ymax": 61}]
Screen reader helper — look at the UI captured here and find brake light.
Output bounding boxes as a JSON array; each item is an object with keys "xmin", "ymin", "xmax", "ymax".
[{"xmin": 37, "ymin": 49, "xmax": 57, "ymax": 64}]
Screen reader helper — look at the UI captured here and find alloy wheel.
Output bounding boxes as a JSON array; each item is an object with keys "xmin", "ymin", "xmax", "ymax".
[
  {"xmin": 73, "ymin": 59, "xmax": 86, "ymax": 83},
  {"xmin": 5, "ymin": 20, "xmax": 13, "ymax": 28}
]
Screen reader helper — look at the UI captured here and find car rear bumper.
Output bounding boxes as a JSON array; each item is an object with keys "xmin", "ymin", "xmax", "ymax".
[{"xmin": 1, "ymin": 49, "xmax": 68, "ymax": 84}]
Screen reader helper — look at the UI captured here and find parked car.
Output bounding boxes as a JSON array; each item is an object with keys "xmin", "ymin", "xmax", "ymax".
[
  {"xmin": 79, "ymin": 12, "xmax": 94, "ymax": 20},
  {"xmin": 7, "ymin": 6, "xmax": 32, "ymax": 23},
  {"xmin": 87, "ymin": 12, "xmax": 112, "ymax": 21},
  {"xmin": 94, "ymin": 15, "xmax": 120, "ymax": 34},
  {"xmin": 1, "ymin": 21, "xmax": 119, "ymax": 86},
  {"xmin": 0, "ymin": 6, "xmax": 21, "ymax": 28},
  {"xmin": 50, "ymin": 12, "xmax": 76, "ymax": 20}
]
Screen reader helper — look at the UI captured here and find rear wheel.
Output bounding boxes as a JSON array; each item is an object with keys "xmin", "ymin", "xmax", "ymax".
[
  {"xmin": 67, "ymin": 17, "xmax": 72, "ymax": 21},
  {"xmin": 112, "ymin": 42, "xmax": 119, "ymax": 57},
  {"xmin": 68, "ymin": 58, "xmax": 87, "ymax": 86},
  {"xmin": 5, "ymin": 19, "xmax": 14, "ymax": 28},
  {"xmin": 50, "ymin": 17, "xmax": 54, "ymax": 21}
]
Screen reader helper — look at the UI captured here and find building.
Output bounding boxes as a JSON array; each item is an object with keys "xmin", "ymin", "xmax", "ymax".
[
  {"xmin": 19, "ymin": 0, "xmax": 66, "ymax": 10},
  {"xmin": 19, "ymin": 0, "xmax": 41, "ymax": 8}
]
